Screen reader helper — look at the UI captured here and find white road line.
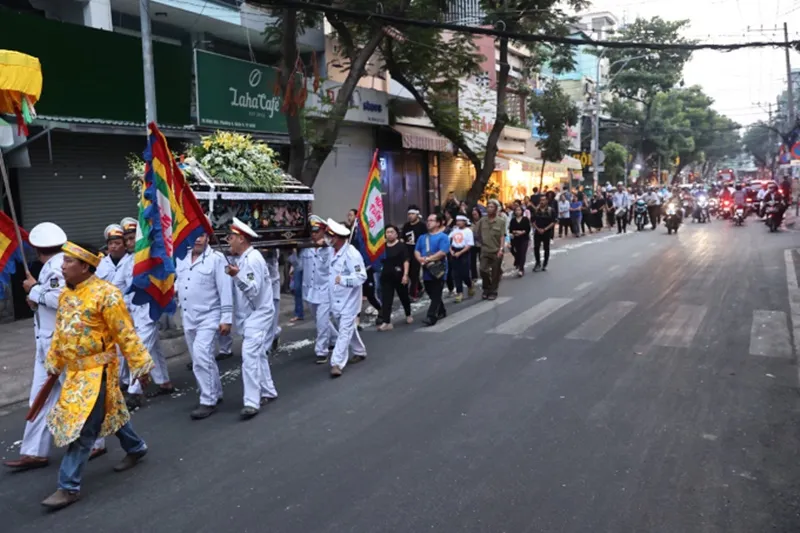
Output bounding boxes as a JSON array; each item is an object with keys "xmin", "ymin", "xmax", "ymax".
[
  {"xmin": 749, "ymin": 310, "xmax": 793, "ymax": 358},
  {"xmin": 574, "ymin": 281, "xmax": 592, "ymax": 292},
  {"xmin": 421, "ymin": 297, "xmax": 512, "ymax": 333},
  {"xmin": 566, "ymin": 301, "xmax": 637, "ymax": 342},
  {"xmin": 632, "ymin": 252, "xmax": 641, "ymax": 258},
  {"xmin": 783, "ymin": 249, "xmax": 800, "ymax": 365},
  {"xmin": 488, "ymin": 298, "xmax": 572, "ymax": 336},
  {"xmin": 608, "ymin": 265, "xmax": 620, "ymax": 272},
  {"xmin": 651, "ymin": 304, "xmax": 708, "ymax": 348}
]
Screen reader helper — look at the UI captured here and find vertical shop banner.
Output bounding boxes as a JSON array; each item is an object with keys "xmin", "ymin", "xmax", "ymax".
[
  {"xmin": 194, "ymin": 50, "xmax": 287, "ymax": 133},
  {"xmin": 357, "ymin": 150, "xmax": 385, "ymax": 265}
]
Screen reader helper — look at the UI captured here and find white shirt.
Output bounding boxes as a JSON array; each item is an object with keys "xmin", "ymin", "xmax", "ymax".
[
  {"xmin": 757, "ymin": 188, "xmax": 768, "ymax": 201},
  {"xmin": 329, "ymin": 243, "xmax": 367, "ymax": 316},
  {"xmin": 231, "ymin": 246, "xmax": 274, "ymax": 333},
  {"xmin": 176, "ymin": 246, "xmax": 233, "ymax": 330},
  {"xmin": 612, "ymin": 191, "xmax": 631, "ymax": 210},
  {"xmin": 28, "ymin": 253, "xmax": 64, "ymax": 336},
  {"xmin": 449, "ymin": 227, "xmax": 474, "ymax": 250},
  {"xmin": 96, "ymin": 254, "xmax": 128, "ymax": 292},
  {"xmin": 120, "ymin": 252, "xmax": 153, "ymax": 327},
  {"xmin": 643, "ymin": 192, "xmax": 661, "ymax": 205},
  {"xmin": 265, "ymin": 252, "xmax": 281, "ymax": 301},
  {"xmin": 558, "ymin": 200, "xmax": 570, "ymax": 218},
  {"xmin": 300, "ymin": 246, "xmax": 332, "ymax": 305}
]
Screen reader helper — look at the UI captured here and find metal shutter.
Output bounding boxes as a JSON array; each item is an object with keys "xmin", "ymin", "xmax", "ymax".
[
  {"xmin": 18, "ymin": 132, "xmax": 142, "ymax": 247},
  {"xmin": 313, "ymin": 125, "xmax": 375, "ymax": 220},
  {"xmin": 439, "ymin": 152, "xmax": 474, "ymax": 203}
]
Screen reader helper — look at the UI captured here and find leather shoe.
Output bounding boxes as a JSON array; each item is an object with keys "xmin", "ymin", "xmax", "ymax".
[
  {"xmin": 240, "ymin": 406, "xmax": 259, "ymax": 420},
  {"xmin": 41, "ymin": 489, "xmax": 80, "ymax": 510},
  {"xmin": 89, "ymin": 448, "xmax": 107, "ymax": 461},
  {"xmin": 190, "ymin": 404, "xmax": 216, "ymax": 420},
  {"xmin": 348, "ymin": 355, "xmax": 366, "ymax": 365},
  {"xmin": 113, "ymin": 449, "xmax": 147, "ymax": 472},
  {"xmin": 330, "ymin": 365, "xmax": 343, "ymax": 378},
  {"xmin": 4, "ymin": 455, "xmax": 48, "ymax": 471}
]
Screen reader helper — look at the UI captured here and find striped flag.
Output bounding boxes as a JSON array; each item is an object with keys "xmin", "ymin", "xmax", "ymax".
[
  {"xmin": 131, "ymin": 123, "xmax": 212, "ymax": 321},
  {"xmin": 356, "ymin": 150, "xmax": 385, "ymax": 266},
  {"xmin": 0, "ymin": 211, "xmax": 28, "ymax": 299}
]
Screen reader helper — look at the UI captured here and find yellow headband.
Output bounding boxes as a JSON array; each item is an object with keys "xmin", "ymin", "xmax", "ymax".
[{"xmin": 62, "ymin": 242, "xmax": 101, "ymax": 268}]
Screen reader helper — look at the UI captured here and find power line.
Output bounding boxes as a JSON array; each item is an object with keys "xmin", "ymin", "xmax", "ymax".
[{"xmin": 254, "ymin": 0, "xmax": 800, "ymax": 51}]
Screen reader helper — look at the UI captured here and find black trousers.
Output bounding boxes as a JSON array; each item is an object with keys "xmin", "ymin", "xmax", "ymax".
[
  {"xmin": 559, "ymin": 217, "xmax": 571, "ymax": 237},
  {"xmin": 379, "ymin": 275, "xmax": 411, "ymax": 323},
  {"xmin": 511, "ymin": 237, "xmax": 529, "ymax": 271},
  {"xmin": 423, "ymin": 279, "xmax": 445, "ymax": 322},
  {"xmin": 407, "ymin": 245, "xmax": 422, "ymax": 298},
  {"xmin": 648, "ymin": 206, "xmax": 660, "ymax": 229},
  {"xmin": 470, "ymin": 246, "xmax": 481, "ymax": 280},
  {"xmin": 617, "ymin": 212, "xmax": 628, "ymax": 233},
  {"xmin": 533, "ymin": 232, "xmax": 551, "ymax": 267},
  {"xmin": 363, "ymin": 267, "xmax": 381, "ymax": 313}
]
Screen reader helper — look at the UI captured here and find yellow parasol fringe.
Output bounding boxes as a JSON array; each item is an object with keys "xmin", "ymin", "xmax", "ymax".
[{"xmin": 0, "ymin": 50, "xmax": 43, "ymax": 115}]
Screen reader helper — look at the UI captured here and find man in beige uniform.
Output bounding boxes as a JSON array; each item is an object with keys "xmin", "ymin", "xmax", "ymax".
[{"xmin": 475, "ymin": 199, "xmax": 506, "ymax": 300}]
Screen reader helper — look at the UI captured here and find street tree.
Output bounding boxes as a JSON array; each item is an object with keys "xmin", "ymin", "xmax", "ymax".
[
  {"xmin": 742, "ymin": 122, "xmax": 778, "ymax": 170},
  {"xmin": 528, "ymin": 80, "xmax": 579, "ymax": 189},
  {"xmin": 602, "ymin": 141, "xmax": 628, "ymax": 184}
]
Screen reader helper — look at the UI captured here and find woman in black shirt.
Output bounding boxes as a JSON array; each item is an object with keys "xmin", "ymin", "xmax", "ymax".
[
  {"xmin": 532, "ymin": 196, "xmax": 556, "ymax": 272},
  {"xmin": 378, "ymin": 225, "xmax": 413, "ymax": 331},
  {"xmin": 508, "ymin": 204, "xmax": 531, "ymax": 276}
]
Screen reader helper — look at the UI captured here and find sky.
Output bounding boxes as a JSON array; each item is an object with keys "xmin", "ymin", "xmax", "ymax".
[{"xmin": 586, "ymin": 0, "xmax": 800, "ymax": 127}]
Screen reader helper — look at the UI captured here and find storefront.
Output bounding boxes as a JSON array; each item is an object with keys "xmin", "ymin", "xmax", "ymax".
[{"xmin": 495, "ymin": 140, "xmax": 583, "ymax": 202}]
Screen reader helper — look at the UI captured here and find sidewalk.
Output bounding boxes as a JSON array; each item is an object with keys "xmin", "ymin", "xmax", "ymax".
[{"xmin": 0, "ymin": 229, "xmax": 618, "ymax": 409}]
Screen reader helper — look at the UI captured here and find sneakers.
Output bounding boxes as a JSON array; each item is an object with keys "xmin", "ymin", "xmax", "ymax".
[
  {"xmin": 113, "ymin": 449, "xmax": 147, "ymax": 472},
  {"xmin": 378, "ymin": 323, "xmax": 394, "ymax": 331},
  {"xmin": 349, "ymin": 354, "xmax": 366, "ymax": 364},
  {"xmin": 330, "ymin": 365, "xmax": 343, "ymax": 378},
  {"xmin": 190, "ymin": 404, "xmax": 216, "ymax": 420},
  {"xmin": 240, "ymin": 406, "xmax": 259, "ymax": 420},
  {"xmin": 468, "ymin": 286, "xmax": 476, "ymax": 297},
  {"xmin": 454, "ymin": 294, "xmax": 463, "ymax": 303},
  {"xmin": 315, "ymin": 355, "xmax": 329, "ymax": 365},
  {"xmin": 41, "ymin": 489, "xmax": 80, "ymax": 510},
  {"xmin": 533, "ymin": 263, "xmax": 541, "ymax": 272}
]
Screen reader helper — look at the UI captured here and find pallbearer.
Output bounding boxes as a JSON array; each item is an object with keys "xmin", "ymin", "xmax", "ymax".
[
  {"xmin": 301, "ymin": 215, "xmax": 336, "ymax": 364},
  {"xmin": 95, "ymin": 224, "xmax": 127, "ymax": 289}
]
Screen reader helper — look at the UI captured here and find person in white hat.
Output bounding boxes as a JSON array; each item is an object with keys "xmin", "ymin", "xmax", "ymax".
[
  {"xmin": 300, "ymin": 215, "xmax": 337, "ymax": 364},
  {"xmin": 225, "ymin": 217, "xmax": 278, "ymax": 419},
  {"xmin": 95, "ymin": 224, "xmax": 128, "ymax": 290},
  {"xmin": 175, "ymin": 230, "xmax": 233, "ymax": 420},
  {"xmin": 325, "ymin": 218, "xmax": 367, "ymax": 378},
  {"xmin": 3, "ymin": 223, "xmax": 106, "ymax": 471},
  {"xmin": 119, "ymin": 217, "xmax": 174, "ymax": 409}
]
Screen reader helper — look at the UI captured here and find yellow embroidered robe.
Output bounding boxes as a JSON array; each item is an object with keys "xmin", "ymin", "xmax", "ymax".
[{"xmin": 45, "ymin": 275, "xmax": 154, "ymax": 447}]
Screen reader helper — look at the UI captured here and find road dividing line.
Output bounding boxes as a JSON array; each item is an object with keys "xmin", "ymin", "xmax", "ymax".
[
  {"xmin": 783, "ymin": 250, "xmax": 800, "ymax": 365},
  {"xmin": 608, "ymin": 265, "xmax": 620, "ymax": 272},
  {"xmin": 488, "ymin": 298, "xmax": 572, "ymax": 337},
  {"xmin": 749, "ymin": 310, "xmax": 793, "ymax": 358},
  {"xmin": 421, "ymin": 297, "xmax": 511, "ymax": 333},
  {"xmin": 651, "ymin": 304, "xmax": 708, "ymax": 348},
  {"xmin": 632, "ymin": 252, "xmax": 641, "ymax": 258},
  {"xmin": 574, "ymin": 281, "xmax": 592, "ymax": 292},
  {"xmin": 566, "ymin": 301, "xmax": 637, "ymax": 342}
]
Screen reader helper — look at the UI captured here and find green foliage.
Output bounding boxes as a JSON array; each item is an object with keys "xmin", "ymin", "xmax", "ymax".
[
  {"xmin": 529, "ymin": 80, "xmax": 579, "ymax": 164},
  {"xmin": 742, "ymin": 122, "xmax": 777, "ymax": 168},
  {"xmin": 602, "ymin": 141, "xmax": 628, "ymax": 183}
]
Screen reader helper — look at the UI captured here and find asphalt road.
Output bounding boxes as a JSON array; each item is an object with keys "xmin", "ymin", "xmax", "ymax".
[{"xmin": 2, "ymin": 217, "xmax": 800, "ymax": 533}]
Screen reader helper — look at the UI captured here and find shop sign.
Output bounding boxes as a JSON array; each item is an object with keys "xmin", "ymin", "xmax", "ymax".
[
  {"xmin": 194, "ymin": 50, "xmax": 287, "ymax": 133},
  {"xmin": 305, "ymin": 82, "xmax": 389, "ymax": 125}
]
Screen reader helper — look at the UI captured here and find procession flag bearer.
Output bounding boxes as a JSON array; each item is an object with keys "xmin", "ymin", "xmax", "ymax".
[
  {"xmin": 225, "ymin": 217, "xmax": 278, "ymax": 419},
  {"xmin": 4, "ymin": 223, "xmax": 106, "ymax": 472},
  {"xmin": 39, "ymin": 241, "xmax": 153, "ymax": 511},
  {"xmin": 301, "ymin": 215, "xmax": 336, "ymax": 364},
  {"xmin": 176, "ymin": 231, "xmax": 232, "ymax": 420},
  {"xmin": 326, "ymin": 219, "xmax": 367, "ymax": 378}
]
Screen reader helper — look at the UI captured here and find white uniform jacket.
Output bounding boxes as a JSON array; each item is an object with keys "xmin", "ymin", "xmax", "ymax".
[
  {"xmin": 328, "ymin": 243, "xmax": 367, "ymax": 317},
  {"xmin": 96, "ymin": 254, "xmax": 128, "ymax": 292},
  {"xmin": 119, "ymin": 252, "xmax": 154, "ymax": 326},
  {"xmin": 176, "ymin": 246, "xmax": 233, "ymax": 331},
  {"xmin": 266, "ymin": 253, "xmax": 281, "ymax": 300},
  {"xmin": 300, "ymin": 246, "xmax": 332, "ymax": 305},
  {"xmin": 28, "ymin": 253, "xmax": 65, "ymax": 337},
  {"xmin": 232, "ymin": 247, "xmax": 274, "ymax": 333}
]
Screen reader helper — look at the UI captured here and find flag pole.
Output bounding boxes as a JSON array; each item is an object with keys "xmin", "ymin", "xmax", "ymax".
[{"xmin": 0, "ymin": 150, "xmax": 30, "ymax": 276}]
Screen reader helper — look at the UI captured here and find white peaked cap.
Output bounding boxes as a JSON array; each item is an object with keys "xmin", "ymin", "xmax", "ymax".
[
  {"xmin": 230, "ymin": 217, "xmax": 258, "ymax": 239},
  {"xmin": 120, "ymin": 217, "xmax": 138, "ymax": 233},
  {"xmin": 104, "ymin": 224, "xmax": 124, "ymax": 241},
  {"xmin": 326, "ymin": 218, "xmax": 350, "ymax": 237},
  {"xmin": 29, "ymin": 222, "xmax": 67, "ymax": 248}
]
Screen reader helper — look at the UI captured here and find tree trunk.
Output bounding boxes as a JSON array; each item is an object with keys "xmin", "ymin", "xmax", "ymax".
[
  {"xmin": 465, "ymin": 37, "xmax": 510, "ymax": 207},
  {"xmin": 538, "ymin": 160, "xmax": 546, "ymax": 191},
  {"xmin": 671, "ymin": 162, "xmax": 686, "ymax": 184},
  {"xmin": 278, "ymin": 9, "xmax": 306, "ymax": 181}
]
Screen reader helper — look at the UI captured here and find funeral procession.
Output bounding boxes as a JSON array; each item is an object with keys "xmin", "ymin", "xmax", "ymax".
[{"xmin": 3, "ymin": 1, "xmax": 800, "ymax": 532}]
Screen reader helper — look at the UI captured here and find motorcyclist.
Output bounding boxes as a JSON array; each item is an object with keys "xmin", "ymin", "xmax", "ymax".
[
  {"xmin": 732, "ymin": 184, "xmax": 747, "ymax": 218},
  {"xmin": 760, "ymin": 182, "xmax": 786, "ymax": 223},
  {"xmin": 642, "ymin": 187, "xmax": 661, "ymax": 229}
]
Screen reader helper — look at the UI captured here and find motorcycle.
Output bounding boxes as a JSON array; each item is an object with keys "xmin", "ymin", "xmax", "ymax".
[
  {"xmin": 681, "ymin": 199, "xmax": 692, "ymax": 220},
  {"xmin": 746, "ymin": 197, "xmax": 755, "ymax": 217},
  {"xmin": 693, "ymin": 196, "xmax": 710, "ymax": 223},
  {"xmin": 764, "ymin": 200, "xmax": 782, "ymax": 232},
  {"xmin": 708, "ymin": 198, "xmax": 719, "ymax": 218},
  {"xmin": 732, "ymin": 205, "xmax": 745, "ymax": 226},
  {"xmin": 634, "ymin": 199, "xmax": 649, "ymax": 231},
  {"xmin": 719, "ymin": 199, "xmax": 732, "ymax": 220},
  {"xmin": 665, "ymin": 203, "xmax": 681, "ymax": 235}
]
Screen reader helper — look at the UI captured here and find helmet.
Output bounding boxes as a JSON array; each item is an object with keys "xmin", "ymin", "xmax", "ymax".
[{"xmin": 735, "ymin": 184, "xmax": 742, "ymax": 191}]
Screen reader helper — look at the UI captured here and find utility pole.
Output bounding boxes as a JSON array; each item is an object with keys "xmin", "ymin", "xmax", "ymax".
[
  {"xmin": 784, "ymin": 22, "xmax": 795, "ymax": 125},
  {"xmin": 139, "ymin": 0, "xmax": 158, "ymax": 125}
]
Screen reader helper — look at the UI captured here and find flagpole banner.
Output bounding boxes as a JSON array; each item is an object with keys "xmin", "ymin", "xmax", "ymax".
[
  {"xmin": 357, "ymin": 150, "xmax": 385, "ymax": 265},
  {"xmin": 0, "ymin": 211, "xmax": 28, "ymax": 298},
  {"xmin": 131, "ymin": 122, "xmax": 213, "ymax": 321}
]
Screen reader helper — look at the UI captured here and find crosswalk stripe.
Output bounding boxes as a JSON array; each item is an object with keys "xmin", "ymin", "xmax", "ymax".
[
  {"xmin": 488, "ymin": 298, "xmax": 572, "ymax": 336},
  {"xmin": 421, "ymin": 297, "xmax": 512, "ymax": 333},
  {"xmin": 749, "ymin": 310, "xmax": 793, "ymax": 358},
  {"xmin": 565, "ymin": 301, "xmax": 637, "ymax": 341},
  {"xmin": 651, "ymin": 304, "xmax": 708, "ymax": 348}
]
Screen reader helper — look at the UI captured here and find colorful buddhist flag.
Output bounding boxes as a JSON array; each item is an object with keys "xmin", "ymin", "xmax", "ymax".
[
  {"xmin": 0, "ymin": 211, "xmax": 28, "ymax": 298},
  {"xmin": 131, "ymin": 122, "xmax": 212, "ymax": 321},
  {"xmin": 356, "ymin": 150, "xmax": 385, "ymax": 266}
]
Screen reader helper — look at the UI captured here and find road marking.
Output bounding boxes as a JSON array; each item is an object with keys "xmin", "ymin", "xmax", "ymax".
[
  {"xmin": 632, "ymin": 252, "xmax": 641, "ymax": 258},
  {"xmin": 421, "ymin": 297, "xmax": 511, "ymax": 333},
  {"xmin": 749, "ymin": 310, "xmax": 793, "ymax": 358},
  {"xmin": 488, "ymin": 298, "xmax": 572, "ymax": 336},
  {"xmin": 784, "ymin": 250, "xmax": 800, "ymax": 365},
  {"xmin": 566, "ymin": 301, "xmax": 637, "ymax": 341},
  {"xmin": 651, "ymin": 304, "xmax": 708, "ymax": 348},
  {"xmin": 608, "ymin": 265, "xmax": 620, "ymax": 272},
  {"xmin": 574, "ymin": 281, "xmax": 592, "ymax": 292}
]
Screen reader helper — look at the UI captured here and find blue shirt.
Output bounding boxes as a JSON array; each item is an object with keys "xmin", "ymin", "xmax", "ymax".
[
  {"xmin": 569, "ymin": 200, "xmax": 583, "ymax": 218},
  {"xmin": 415, "ymin": 231, "xmax": 450, "ymax": 281}
]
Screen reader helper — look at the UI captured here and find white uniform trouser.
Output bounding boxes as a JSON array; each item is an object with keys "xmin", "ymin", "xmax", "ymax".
[
  {"xmin": 241, "ymin": 328, "xmax": 278, "ymax": 409},
  {"xmin": 270, "ymin": 298, "xmax": 282, "ymax": 345},
  {"xmin": 20, "ymin": 336, "xmax": 104, "ymax": 456},
  {"xmin": 128, "ymin": 321, "xmax": 169, "ymax": 394},
  {"xmin": 309, "ymin": 301, "xmax": 337, "ymax": 356},
  {"xmin": 330, "ymin": 312, "xmax": 366, "ymax": 370},
  {"xmin": 218, "ymin": 333, "xmax": 233, "ymax": 355},
  {"xmin": 185, "ymin": 328, "xmax": 222, "ymax": 406}
]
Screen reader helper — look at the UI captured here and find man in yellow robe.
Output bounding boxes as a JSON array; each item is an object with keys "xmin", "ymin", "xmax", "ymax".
[{"xmin": 40, "ymin": 241, "xmax": 154, "ymax": 511}]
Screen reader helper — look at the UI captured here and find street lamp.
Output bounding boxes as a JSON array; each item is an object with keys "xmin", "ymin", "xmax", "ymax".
[{"xmin": 591, "ymin": 52, "xmax": 651, "ymax": 190}]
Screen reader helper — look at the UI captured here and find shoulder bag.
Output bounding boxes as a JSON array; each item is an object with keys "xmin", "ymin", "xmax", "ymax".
[{"xmin": 424, "ymin": 234, "xmax": 446, "ymax": 279}]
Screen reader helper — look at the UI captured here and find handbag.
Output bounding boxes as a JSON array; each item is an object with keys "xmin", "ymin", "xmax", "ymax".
[{"xmin": 424, "ymin": 234, "xmax": 446, "ymax": 279}]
